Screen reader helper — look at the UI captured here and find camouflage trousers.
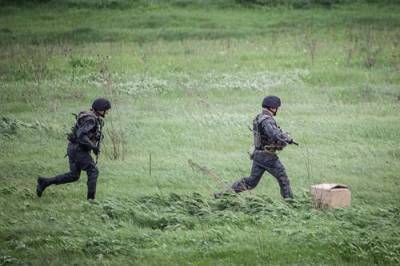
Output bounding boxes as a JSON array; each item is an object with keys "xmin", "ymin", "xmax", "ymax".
[
  {"xmin": 231, "ymin": 151, "xmax": 293, "ymax": 199},
  {"xmin": 44, "ymin": 142, "xmax": 99, "ymax": 199}
]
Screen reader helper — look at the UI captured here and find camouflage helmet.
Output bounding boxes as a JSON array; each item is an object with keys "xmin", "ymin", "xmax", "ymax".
[
  {"xmin": 92, "ymin": 98, "xmax": 111, "ymax": 112},
  {"xmin": 262, "ymin": 96, "xmax": 281, "ymax": 109}
]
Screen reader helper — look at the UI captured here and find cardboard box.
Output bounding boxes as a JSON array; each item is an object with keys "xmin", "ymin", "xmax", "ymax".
[{"xmin": 310, "ymin": 184, "xmax": 351, "ymax": 208}]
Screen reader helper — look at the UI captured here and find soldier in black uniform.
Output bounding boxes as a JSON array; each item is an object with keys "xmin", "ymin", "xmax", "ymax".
[
  {"xmin": 36, "ymin": 98, "xmax": 111, "ymax": 200},
  {"xmin": 215, "ymin": 96, "xmax": 296, "ymax": 199}
]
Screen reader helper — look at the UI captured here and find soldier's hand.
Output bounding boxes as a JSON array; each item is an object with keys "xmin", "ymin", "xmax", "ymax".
[
  {"xmin": 284, "ymin": 134, "xmax": 292, "ymax": 143},
  {"xmin": 93, "ymin": 146, "xmax": 100, "ymax": 156}
]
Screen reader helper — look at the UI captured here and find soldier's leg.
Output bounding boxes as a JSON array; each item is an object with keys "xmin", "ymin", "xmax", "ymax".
[
  {"xmin": 231, "ymin": 161, "xmax": 265, "ymax": 193},
  {"xmin": 43, "ymin": 144, "xmax": 82, "ymax": 185},
  {"xmin": 86, "ymin": 164, "xmax": 98, "ymax": 200},
  {"xmin": 36, "ymin": 151, "xmax": 81, "ymax": 197},
  {"xmin": 49, "ymin": 162, "xmax": 81, "ymax": 185},
  {"xmin": 77, "ymin": 151, "xmax": 99, "ymax": 200},
  {"xmin": 264, "ymin": 159, "xmax": 293, "ymax": 199}
]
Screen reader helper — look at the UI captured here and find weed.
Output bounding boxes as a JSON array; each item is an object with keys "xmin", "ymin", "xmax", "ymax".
[
  {"xmin": 96, "ymin": 56, "xmax": 127, "ymax": 160},
  {"xmin": 304, "ymin": 19, "xmax": 318, "ymax": 66}
]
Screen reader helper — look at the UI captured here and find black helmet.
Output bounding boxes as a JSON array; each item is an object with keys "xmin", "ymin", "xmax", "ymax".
[
  {"xmin": 262, "ymin": 96, "xmax": 281, "ymax": 109},
  {"xmin": 92, "ymin": 98, "xmax": 111, "ymax": 112}
]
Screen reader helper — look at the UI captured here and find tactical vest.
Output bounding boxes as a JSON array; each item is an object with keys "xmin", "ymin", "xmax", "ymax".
[
  {"xmin": 253, "ymin": 114, "xmax": 270, "ymax": 149},
  {"xmin": 67, "ymin": 111, "xmax": 102, "ymax": 144}
]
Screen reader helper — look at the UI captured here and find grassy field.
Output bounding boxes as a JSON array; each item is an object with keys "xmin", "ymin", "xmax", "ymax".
[{"xmin": 1, "ymin": 1, "xmax": 400, "ymax": 265}]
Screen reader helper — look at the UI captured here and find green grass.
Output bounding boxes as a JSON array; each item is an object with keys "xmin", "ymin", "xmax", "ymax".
[{"xmin": 1, "ymin": 2, "xmax": 400, "ymax": 265}]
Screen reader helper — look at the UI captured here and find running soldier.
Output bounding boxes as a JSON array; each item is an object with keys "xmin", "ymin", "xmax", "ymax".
[
  {"xmin": 215, "ymin": 96, "xmax": 297, "ymax": 199},
  {"xmin": 36, "ymin": 98, "xmax": 111, "ymax": 200}
]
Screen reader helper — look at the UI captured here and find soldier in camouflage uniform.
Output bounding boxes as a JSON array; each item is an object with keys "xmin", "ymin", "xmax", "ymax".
[
  {"xmin": 215, "ymin": 96, "xmax": 296, "ymax": 199},
  {"xmin": 36, "ymin": 98, "xmax": 111, "ymax": 200}
]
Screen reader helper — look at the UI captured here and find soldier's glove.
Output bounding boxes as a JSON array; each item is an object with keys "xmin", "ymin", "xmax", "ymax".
[
  {"xmin": 283, "ymin": 133, "xmax": 297, "ymax": 146},
  {"xmin": 92, "ymin": 146, "xmax": 100, "ymax": 156}
]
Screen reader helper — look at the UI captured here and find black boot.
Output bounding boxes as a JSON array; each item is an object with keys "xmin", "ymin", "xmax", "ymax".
[
  {"xmin": 36, "ymin": 176, "xmax": 49, "ymax": 198},
  {"xmin": 87, "ymin": 191, "xmax": 95, "ymax": 200},
  {"xmin": 281, "ymin": 185, "xmax": 294, "ymax": 200}
]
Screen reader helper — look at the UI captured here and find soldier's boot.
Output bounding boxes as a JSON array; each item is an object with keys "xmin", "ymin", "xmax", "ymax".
[
  {"xmin": 36, "ymin": 176, "xmax": 51, "ymax": 197},
  {"xmin": 275, "ymin": 173, "xmax": 293, "ymax": 199},
  {"xmin": 280, "ymin": 183, "xmax": 294, "ymax": 199},
  {"xmin": 87, "ymin": 191, "xmax": 96, "ymax": 200},
  {"xmin": 86, "ymin": 165, "xmax": 98, "ymax": 201},
  {"xmin": 36, "ymin": 175, "xmax": 65, "ymax": 197},
  {"xmin": 231, "ymin": 179, "xmax": 249, "ymax": 193}
]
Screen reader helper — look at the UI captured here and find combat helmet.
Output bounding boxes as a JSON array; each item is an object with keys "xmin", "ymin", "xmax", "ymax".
[
  {"xmin": 262, "ymin": 96, "xmax": 281, "ymax": 109},
  {"xmin": 92, "ymin": 98, "xmax": 111, "ymax": 114}
]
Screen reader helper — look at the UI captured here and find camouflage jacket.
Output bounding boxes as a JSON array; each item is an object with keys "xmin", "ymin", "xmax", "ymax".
[
  {"xmin": 67, "ymin": 111, "xmax": 103, "ymax": 151},
  {"xmin": 253, "ymin": 110, "xmax": 292, "ymax": 152}
]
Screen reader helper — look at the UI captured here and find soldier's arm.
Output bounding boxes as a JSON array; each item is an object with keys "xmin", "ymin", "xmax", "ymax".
[
  {"xmin": 76, "ymin": 118, "xmax": 97, "ymax": 150},
  {"xmin": 261, "ymin": 119, "xmax": 292, "ymax": 146}
]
